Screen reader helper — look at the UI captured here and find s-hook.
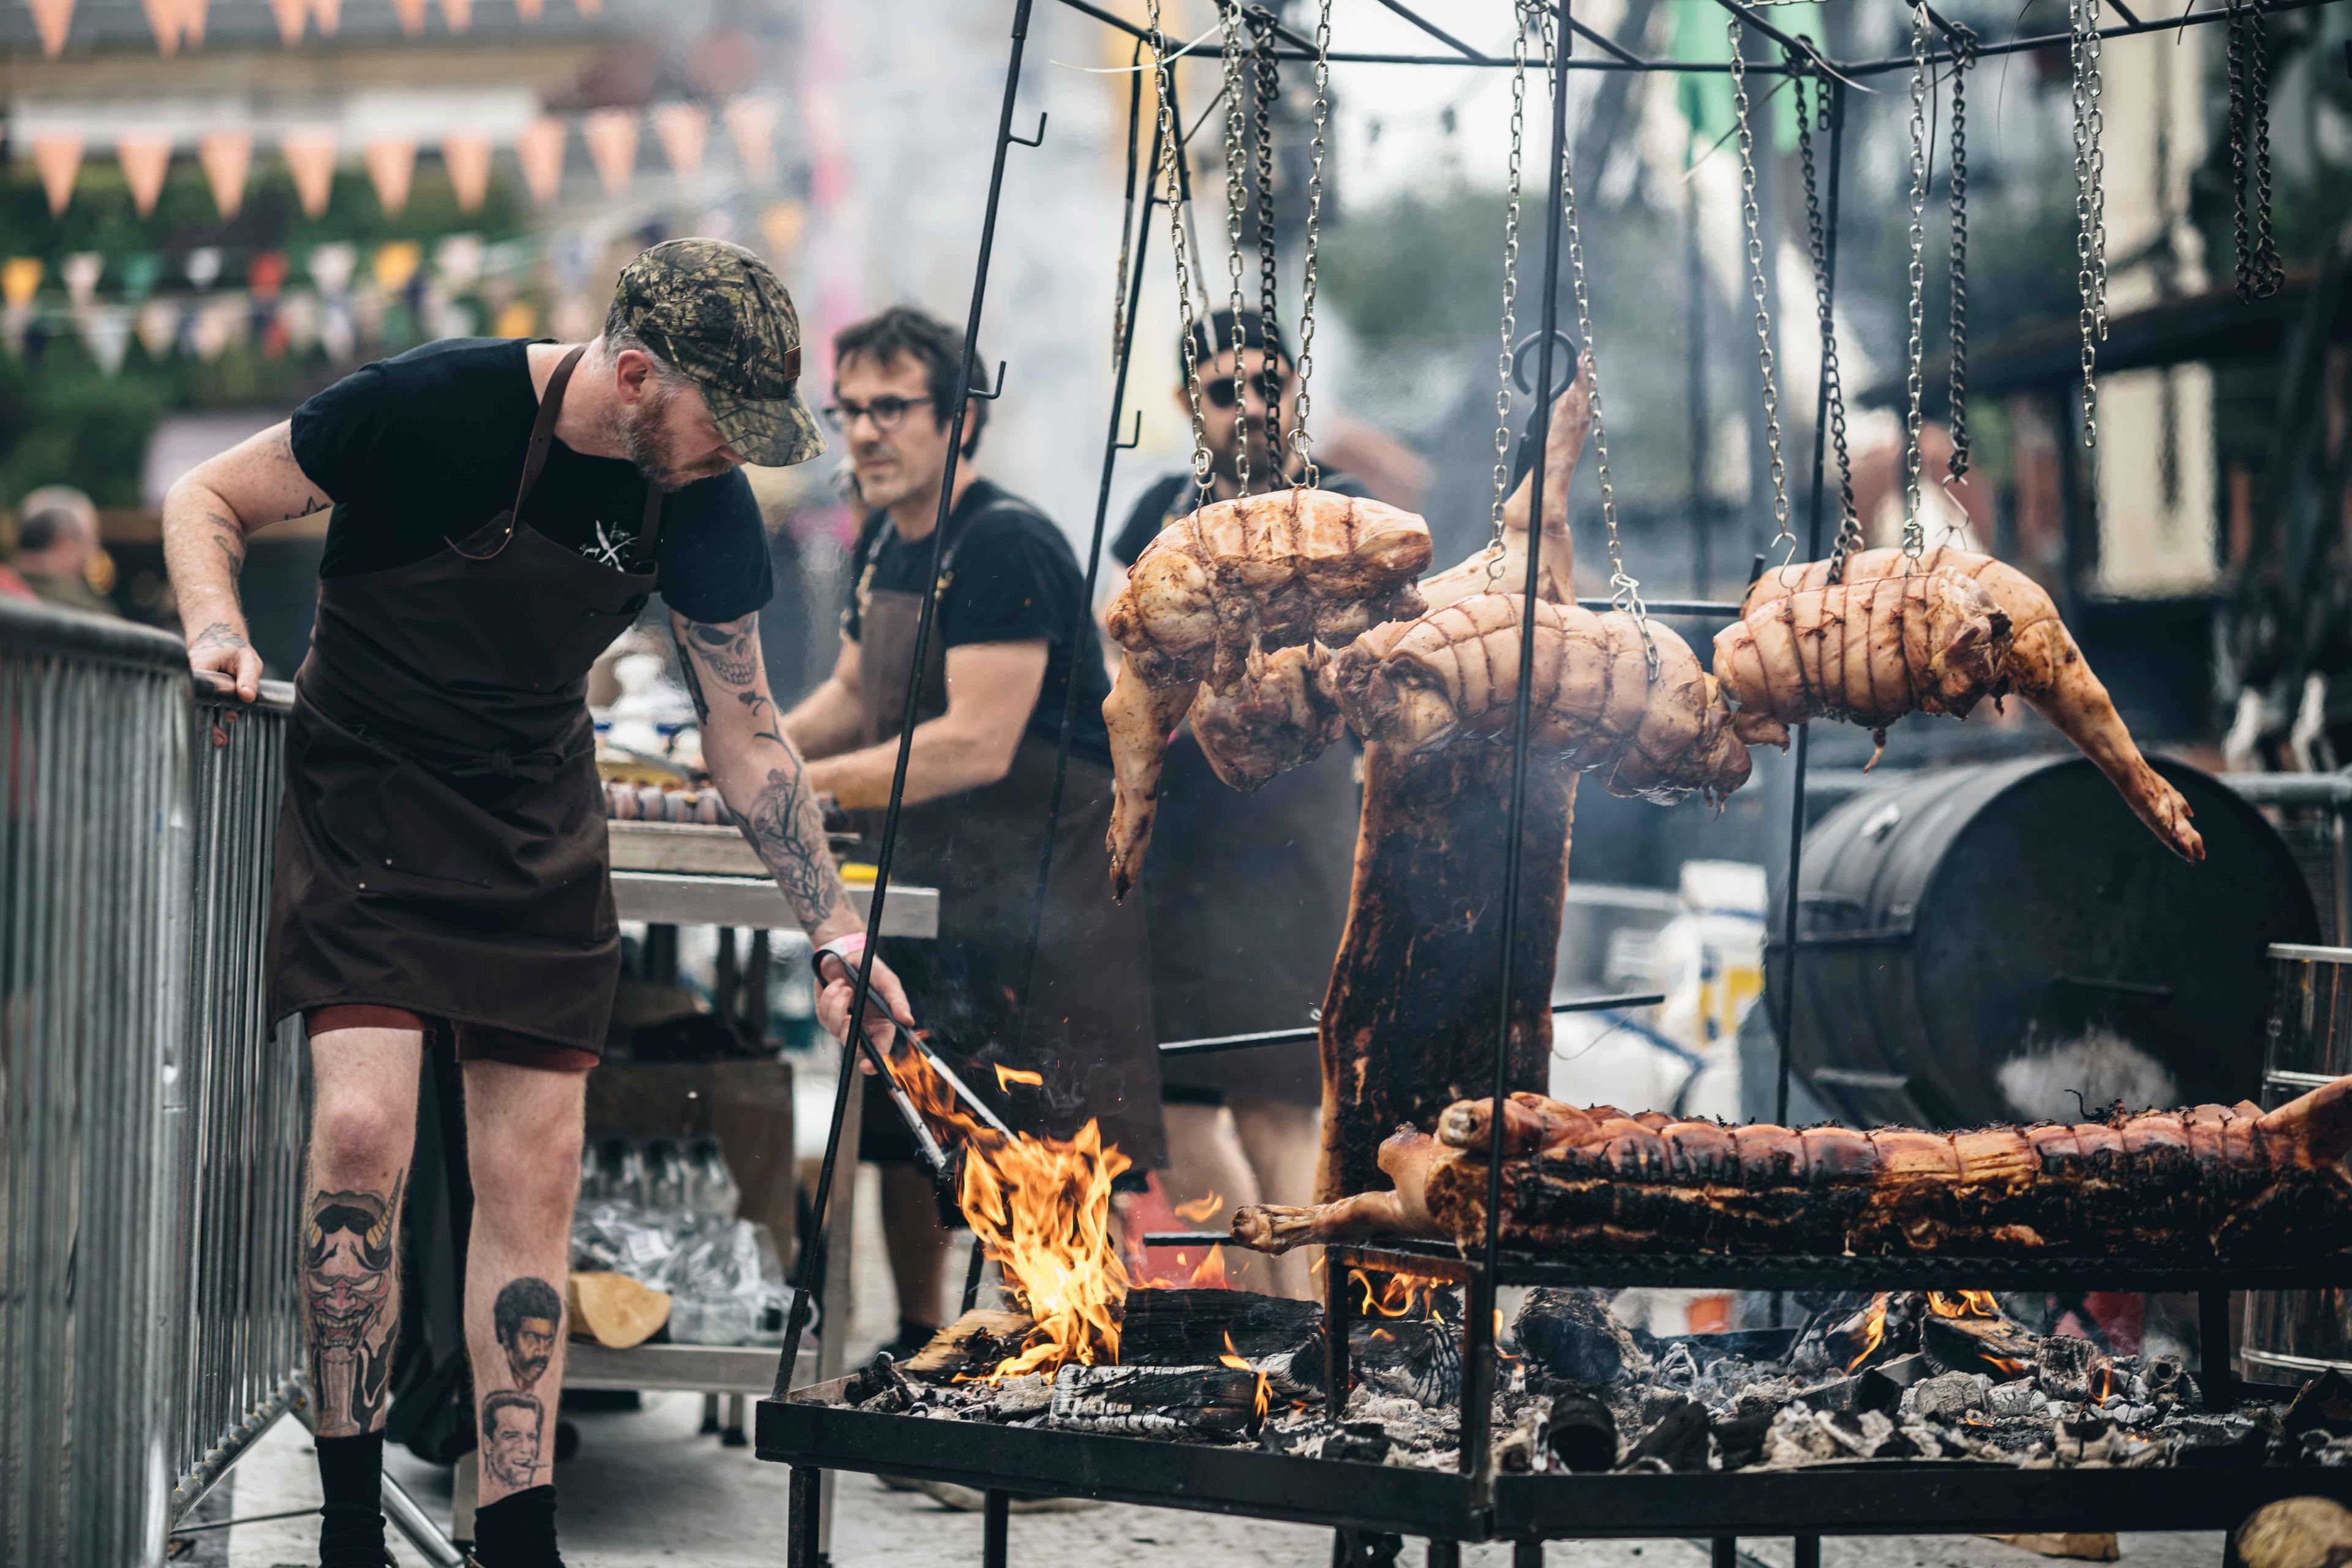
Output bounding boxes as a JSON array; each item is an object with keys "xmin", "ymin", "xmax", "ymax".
[{"xmin": 1008, "ymin": 112, "xmax": 1049, "ymax": 148}]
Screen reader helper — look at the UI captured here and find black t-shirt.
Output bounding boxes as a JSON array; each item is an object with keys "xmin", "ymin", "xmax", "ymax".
[
  {"xmin": 1110, "ymin": 469, "xmax": 1374, "ymax": 568},
  {"xmin": 845, "ymin": 479, "xmax": 1114, "ymax": 770},
  {"xmin": 290, "ymin": 338, "xmax": 772, "ymax": 625}
]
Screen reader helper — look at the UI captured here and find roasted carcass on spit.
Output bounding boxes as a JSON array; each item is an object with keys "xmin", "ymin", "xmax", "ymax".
[
  {"xmin": 1416, "ymin": 356, "xmax": 1592, "ymax": 617},
  {"xmin": 1101, "ymin": 488, "xmax": 1433, "ymax": 898},
  {"xmin": 1332, "ymin": 593, "xmax": 1751, "ymax": 805},
  {"xmin": 1740, "ymin": 548, "xmax": 2203, "ymax": 862},
  {"xmin": 1234, "ymin": 1080, "xmax": 2352, "ymax": 1259}
]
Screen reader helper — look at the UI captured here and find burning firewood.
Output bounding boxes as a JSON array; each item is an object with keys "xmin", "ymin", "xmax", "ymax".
[
  {"xmin": 899, "ymin": 1308, "xmax": 1039, "ymax": 1381},
  {"xmin": 1118, "ymin": 1289, "xmax": 1321, "ymax": 1368},
  {"xmin": 1049, "ymin": 1363, "xmax": 1268, "ymax": 1440}
]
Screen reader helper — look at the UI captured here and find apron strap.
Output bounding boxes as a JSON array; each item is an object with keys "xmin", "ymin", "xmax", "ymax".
[
  {"xmin": 628, "ymin": 481, "xmax": 665, "ymax": 574},
  {"xmin": 446, "ymin": 343, "xmax": 588, "ymax": 561}
]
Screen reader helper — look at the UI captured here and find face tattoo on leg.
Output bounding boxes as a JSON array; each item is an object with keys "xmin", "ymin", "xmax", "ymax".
[
  {"xmin": 305, "ymin": 1172, "xmax": 403, "ymax": 1436},
  {"xmin": 492, "ymin": 1276, "xmax": 564, "ymax": 1392},
  {"xmin": 480, "ymin": 1389, "xmax": 546, "ymax": 1492}
]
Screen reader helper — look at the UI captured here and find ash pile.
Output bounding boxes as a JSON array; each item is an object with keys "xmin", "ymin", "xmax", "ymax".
[{"xmin": 831, "ymin": 1283, "xmax": 2352, "ymax": 1476}]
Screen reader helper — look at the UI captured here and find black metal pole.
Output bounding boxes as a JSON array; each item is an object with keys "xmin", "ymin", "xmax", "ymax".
[
  {"xmin": 1467, "ymin": 0, "xmax": 1577, "ymax": 1496},
  {"xmin": 1685, "ymin": 173, "xmax": 1709, "ymax": 598},
  {"xmin": 1771, "ymin": 75, "xmax": 1842, "ymax": 1134},
  {"xmin": 1008, "ymin": 35, "xmax": 1161, "ymax": 1050},
  {"xmin": 774, "ymin": 0, "xmax": 1039, "ymax": 1402}
]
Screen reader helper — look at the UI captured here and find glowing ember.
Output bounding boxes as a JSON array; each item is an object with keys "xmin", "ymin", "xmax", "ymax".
[
  {"xmin": 1846, "ymin": 1294, "xmax": 1890, "ymax": 1372},
  {"xmin": 1172, "ymin": 1191, "xmax": 1224, "ymax": 1224},
  {"xmin": 993, "ymin": 1064, "xmax": 1045, "ymax": 1092}
]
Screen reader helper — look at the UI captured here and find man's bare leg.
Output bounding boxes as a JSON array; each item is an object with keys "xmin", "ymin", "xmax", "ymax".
[
  {"xmin": 1231, "ymin": 1097, "xmax": 1320, "ymax": 1299},
  {"xmin": 461, "ymin": 1057, "xmax": 588, "ymax": 1541},
  {"xmin": 878, "ymin": 1161, "xmax": 955, "ymax": 1349},
  {"xmin": 304, "ymin": 1025, "xmax": 424, "ymax": 1566}
]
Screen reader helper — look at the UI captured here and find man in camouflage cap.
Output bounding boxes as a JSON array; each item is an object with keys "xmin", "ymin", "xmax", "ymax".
[{"xmin": 159, "ymin": 238, "xmax": 909, "ymax": 1568}]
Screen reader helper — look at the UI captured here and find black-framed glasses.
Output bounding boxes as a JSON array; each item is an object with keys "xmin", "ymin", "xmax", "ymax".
[
  {"xmin": 823, "ymin": 394, "xmax": 935, "ymax": 432},
  {"xmin": 1204, "ymin": 371, "xmax": 1289, "ymax": 409}
]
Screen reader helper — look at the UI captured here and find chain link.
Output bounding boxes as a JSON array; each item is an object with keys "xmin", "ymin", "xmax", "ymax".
[
  {"xmin": 1901, "ymin": 1, "xmax": 1931, "ymax": 560},
  {"xmin": 1728, "ymin": 17, "xmax": 1794, "ymax": 564},
  {"xmin": 1947, "ymin": 22, "xmax": 1976, "ymax": 487},
  {"xmin": 1248, "ymin": 7, "xmax": 1283, "ymax": 467},
  {"xmin": 1792, "ymin": 58, "xmax": 1863, "ymax": 576},
  {"xmin": 1486, "ymin": 4, "xmax": 1532, "ymax": 577},
  {"xmin": 1219, "ymin": 2, "xmax": 1252, "ymax": 494},
  {"xmin": 1289, "ymin": 0, "xmax": 1332, "ymax": 490},
  {"xmin": 2228, "ymin": 0, "xmax": 2285, "ymax": 299},
  {"xmin": 1146, "ymin": 0, "xmax": 1213, "ymax": 501},
  {"xmin": 2068, "ymin": 0, "xmax": 2107, "ymax": 447}
]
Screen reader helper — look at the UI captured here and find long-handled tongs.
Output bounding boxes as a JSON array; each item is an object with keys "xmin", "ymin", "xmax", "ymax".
[{"xmin": 815, "ymin": 949, "xmax": 1017, "ymax": 1178}]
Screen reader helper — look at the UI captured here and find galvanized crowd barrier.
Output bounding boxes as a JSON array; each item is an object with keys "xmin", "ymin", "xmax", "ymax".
[{"xmin": 0, "ymin": 597, "xmax": 307, "ymax": 1566}]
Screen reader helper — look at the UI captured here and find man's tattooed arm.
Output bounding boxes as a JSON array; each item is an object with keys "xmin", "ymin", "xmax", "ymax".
[{"xmin": 676, "ymin": 612, "xmax": 858, "ymax": 941}]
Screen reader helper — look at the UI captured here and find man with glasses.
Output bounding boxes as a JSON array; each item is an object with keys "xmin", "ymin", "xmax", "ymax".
[
  {"xmin": 1102, "ymin": 308, "xmax": 1371, "ymax": 1300},
  {"xmin": 783, "ymin": 305, "xmax": 1162, "ymax": 1362}
]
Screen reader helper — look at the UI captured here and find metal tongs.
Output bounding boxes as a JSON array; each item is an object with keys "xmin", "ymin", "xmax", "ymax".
[{"xmin": 813, "ymin": 948, "xmax": 1016, "ymax": 1179}]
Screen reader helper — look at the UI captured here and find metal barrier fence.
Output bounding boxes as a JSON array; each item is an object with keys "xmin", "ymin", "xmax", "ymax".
[
  {"xmin": 1, "ymin": 597, "xmax": 193, "ymax": 1566},
  {"xmin": 0, "ymin": 598, "xmax": 308, "ymax": 1564},
  {"xmin": 172, "ymin": 673, "xmax": 307, "ymax": 1521}
]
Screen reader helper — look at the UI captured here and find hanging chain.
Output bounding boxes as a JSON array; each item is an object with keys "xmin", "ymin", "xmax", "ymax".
[
  {"xmin": 1728, "ymin": 17, "xmax": 1795, "ymax": 564},
  {"xmin": 1289, "ymin": 0, "xmax": 1333, "ymax": 490},
  {"xmin": 1900, "ymin": 1, "xmax": 1931, "ymax": 559},
  {"xmin": 1248, "ymin": 7, "xmax": 1284, "ymax": 471},
  {"xmin": 1147, "ymin": 0, "xmax": 1213, "ymax": 502},
  {"xmin": 2068, "ymin": 0, "xmax": 2108, "ymax": 447},
  {"xmin": 1219, "ymin": 2, "xmax": 1253, "ymax": 495},
  {"xmin": 1947, "ymin": 22, "xmax": 1977, "ymax": 488},
  {"xmin": 2226, "ymin": 0, "xmax": 2253, "ymax": 300},
  {"xmin": 1536, "ymin": 8, "xmax": 1651, "ymax": 665},
  {"xmin": 1793, "ymin": 56, "xmax": 1862, "ymax": 576},
  {"xmin": 2228, "ymin": 0, "xmax": 2285, "ymax": 298},
  {"xmin": 1485, "ymin": 4, "xmax": 1532, "ymax": 575}
]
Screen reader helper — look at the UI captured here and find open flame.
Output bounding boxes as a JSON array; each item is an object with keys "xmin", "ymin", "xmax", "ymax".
[
  {"xmin": 1351, "ymin": 1267, "xmax": 1445, "ymax": 1319},
  {"xmin": 888, "ymin": 1043, "xmax": 1129, "ymax": 1379},
  {"xmin": 993, "ymin": 1064, "xmax": 1046, "ymax": 1093},
  {"xmin": 1846, "ymin": 1294, "xmax": 1890, "ymax": 1373},
  {"xmin": 1172, "ymin": 1191, "xmax": 1224, "ymax": 1224},
  {"xmin": 1218, "ymin": 1330, "xmax": 1271, "ymax": 1425},
  {"xmin": 1927, "ymin": 1289, "xmax": 2005, "ymax": 1319}
]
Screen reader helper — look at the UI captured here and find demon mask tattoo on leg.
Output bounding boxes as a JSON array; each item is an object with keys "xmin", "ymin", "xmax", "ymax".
[{"xmin": 306, "ymin": 1172, "xmax": 403, "ymax": 1436}]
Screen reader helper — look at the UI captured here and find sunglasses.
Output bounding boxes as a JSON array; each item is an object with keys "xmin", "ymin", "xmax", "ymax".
[{"xmin": 1204, "ymin": 371, "xmax": 1291, "ymax": 409}]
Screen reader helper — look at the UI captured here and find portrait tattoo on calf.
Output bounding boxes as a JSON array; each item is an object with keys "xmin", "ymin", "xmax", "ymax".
[
  {"xmin": 480, "ymin": 1389, "xmax": 547, "ymax": 1492},
  {"xmin": 492, "ymin": 1275, "xmax": 564, "ymax": 1393},
  {"xmin": 305, "ymin": 1172, "xmax": 404, "ymax": 1437}
]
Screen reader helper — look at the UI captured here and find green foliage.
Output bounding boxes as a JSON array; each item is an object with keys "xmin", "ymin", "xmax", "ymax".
[
  {"xmin": 0, "ymin": 343, "xmax": 165, "ymax": 509},
  {"xmin": 1322, "ymin": 187, "xmax": 1512, "ymax": 349}
]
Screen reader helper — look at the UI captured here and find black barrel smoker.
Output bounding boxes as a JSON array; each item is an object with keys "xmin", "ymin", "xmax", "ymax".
[{"xmin": 1770, "ymin": 754, "xmax": 2319, "ymax": 1129}]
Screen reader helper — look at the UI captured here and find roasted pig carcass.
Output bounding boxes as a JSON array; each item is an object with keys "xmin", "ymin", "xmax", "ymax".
[
  {"xmin": 1713, "ymin": 568, "xmax": 2012, "ymax": 763},
  {"xmin": 1233, "ymin": 1080, "xmax": 2352, "ymax": 1259},
  {"xmin": 1188, "ymin": 641, "xmax": 1344, "ymax": 793},
  {"xmin": 1332, "ymin": 593, "xmax": 1751, "ymax": 805},
  {"xmin": 1741, "ymin": 548, "xmax": 2202, "ymax": 862},
  {"xmin": 1418, "ymin": 358, "xmax": 1590, "ymax": 616}
]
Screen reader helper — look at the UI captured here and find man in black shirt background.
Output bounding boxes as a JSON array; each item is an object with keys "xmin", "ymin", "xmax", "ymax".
[
  {"xmin": 1105, "ymin": 309, "xmax": 1365, "ymax": 1300},
  {"xmin": 784, "ymin": 306, "xmax": 1161, "ymax": 1359}
]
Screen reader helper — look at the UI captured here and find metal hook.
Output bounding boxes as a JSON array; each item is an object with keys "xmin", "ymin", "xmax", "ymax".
[
  {"xmin": 1008, "ymin": 112, "xmax": 1049, "ymax": 149},
  {"xmin": 964, "ymin": 360, "xmax": 1011, "ymax": 402},
  {"xmin": 1114, "ymin": 410, "xmax": 1143, "ymax": 450},
  {"xmin": 1511, "ymin": 328, "xmax": 1581, "ymax": 397}
]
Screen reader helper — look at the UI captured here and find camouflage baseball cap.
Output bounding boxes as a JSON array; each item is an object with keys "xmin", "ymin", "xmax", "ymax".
[{"xmin": 611, "ymin": 238, "xmax": 824, "ymax": 467}]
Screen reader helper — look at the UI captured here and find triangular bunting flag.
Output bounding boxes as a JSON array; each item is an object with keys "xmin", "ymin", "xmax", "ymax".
[
  {"xmin": 197, "ymin": 131, "xmax": 252, "ymax": 220},
  {"xmin": 435, "ymin": 232, "xmax": 484, "ymax": 290},
  {"xmin": 247, "ymin": 251, "xmax": 288, "ymax": 300},
  {"xmin": 61, "ymin": 252, "xmax": 102, "ymax": 307},
  {"xmin": 653, "ymin": 103, "xmax": 708, "ymax": 178},
  {"xmin": 140, "ymin": 0, "xmax": 181, "ymax": 54},
  {"xmin": 572, "ymin": 0, "xmax": 598, "ymax": 15},
  {"xmin": 116, "ymin": 136, "xmax": 173, "ymax": 217},
  {"xmin": 723, "ymin": 96, "xmax": 781, "ymax": 186},
  {"xmin": 181, "ymin": 0, "xmax": 206, "ymax": 45},
  {"xmin": 760, "ymin": 199, "xmax": 804, "ymax": 258},
  {"xmin": 363, "ymin": 139, "xmax": 418, "ymax": 216},
  {"xmin": 516, "ymin": 117, "xmax": 567, "ymax": 208},
  {"xmin": 281, "ymin": 129, "xmax": 337, "ymax": 217},
  {"xmin": 28, "ymin": 0, "xmax": 75, "ymax": 56},
  {"xmin": 436, "ymin": 0, "xmax": 469, "ymax": 30},
  {"xmin": 2, "ymin": 258, "xmax": 45, "ymax": 309},
  {"xmin": 184, "ymin": 247, "xmax": 222, "ymax": 288},
  {"xmin": 134, "ymin": 298, "xmax": 179, "ymax": 358},
  {"xmin": 513, "ymin": 0, "xmax": 540, "ymax": 19},
  {"xmin": 306, "ymin": 241, "xmax": 355, "ymax": 295},
  {"xmin": 119, "ymin": 252, "xmax": 162, "ymax": 301},
  {"xmin": 441, "ymin": 134, "xmax": 492, "ymax": 214},
  {"xmin": 267, "ymin": 0, "xmax": 305, "ymax": 44},
  {"xmin": 78, "ymin": 304, "xmax": 132, "ymax": 375},
  {"xmin": 279, "ymin": 290, "xmax": 318, "ymax": 352},
  {"xmin": 386, "ymin": 0, "xmax": 423, "ymax": 34},
  {"xmin": 319, "ymin": 298, "xmax": 355, "ymax": 361},
  {"xmin": 192, "ymin": 296, "xmax": 241, "ymax": 361},
  {"xmin": 309, "ymin": 0, "xmax": 340, "ymax": 34},
  {"xmin": 581, "ymin": 109, "xmax": 638, "ymax": 198},
  {"xmin": 32, "ymin": 137, "xmax": 84, "ymax": 217},
  {"xmin": 372, "ymin": 239, "xmax": 422, "ymax": 293}
]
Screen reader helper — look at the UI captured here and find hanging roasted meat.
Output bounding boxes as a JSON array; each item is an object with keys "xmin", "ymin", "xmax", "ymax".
[
  {"xmin": 1417, "ymin": 355, "xmax": 1591, "ymax": 617},
  {"xmin": 1740, "ymin": 548, "xmax": 2204, "ymax": 862},
  {"xmin": 1101, "ymin": 488, "xmax": 1433, "ymax": 897},
  {"xmin": 1232, "ymin": 1079, "xmax": 2352, "ymax": 1259}
]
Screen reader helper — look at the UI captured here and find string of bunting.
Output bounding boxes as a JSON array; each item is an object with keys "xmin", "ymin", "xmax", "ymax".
[
  {"xmin": 18, "ymin": 95, "xmax": 783, "ymax": 220},
  {"xmin": 21, "ymin": 0, "xmax": 609, "ymax": 59}
]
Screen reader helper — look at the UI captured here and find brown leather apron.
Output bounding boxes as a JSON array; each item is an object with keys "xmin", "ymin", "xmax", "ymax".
[
  {"xmin": 852, "ymin": 510, "xmax": 1164, "ymax": 1170},
  {"xmin": 266, "ymin": 345, "xmax": 659, "ymax": 1055}
]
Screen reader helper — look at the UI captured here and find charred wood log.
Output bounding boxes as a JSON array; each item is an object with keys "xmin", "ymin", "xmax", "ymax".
[
  {"xmin": 1118, "ymin": 1289, "xmax": 1322, "ymax": 1368},
  {"xmin": 1048, "ymin": 1363, "xmax": 1265, "ymax": 1440},
  {"xmin": 1624, "ymin": 1395, "xmax": 1713, "ymax": 1472},
  {"xmin": 902, "ymin": 1309, "xmax": 1037, "ymax": 1382},
  {"xmin": 1545, "ymin": 1392, "xmax": 1619, "ymax": 1472},
  {"xmin": 1514, "ymin": 1287, "xmax": 1651, "ymax": 1389}
]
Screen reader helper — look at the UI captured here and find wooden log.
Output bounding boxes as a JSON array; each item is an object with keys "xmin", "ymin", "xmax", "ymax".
[
  {"xmin": 1545, "ymin": 1392, "xmax": 1619, "ymax": 1472},
  {"xmin": 902, "ymin": 1308, "xmax": 1037, "ymax": 1381},
  {"xmin": 567, "ymin": 1272, "xmax": 670, "ymax": 1349},
  {"xmin": 1119, "ymin": 1289, "xmax": 1322, "ymax": 1367},
  {"xmin": 1318, "ymin": 742, "xmax": 1572, "ymax": 1202},
  {"xmin": 1048, "ymin": 1363, "xmax": 1265, "ymax": 1439},
  {"xmin": 2236, "ymin": 1498, "xmax": 2352, "ymax": 1568}
]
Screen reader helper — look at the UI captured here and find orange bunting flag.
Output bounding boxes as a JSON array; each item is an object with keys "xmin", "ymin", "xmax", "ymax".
[
  {"xmin": 197, "ymin": 131, "xmax": 252, "ymax": 220},
  {"xmin": 442, "ymin": 134, "xmax": 492, "ymax": 214},
  {"xmin": 572, "ymin": 0, "xmax": 598, "ymax": 16},
  {"xmin": 386, "ymin": 0, "xmax": 423, "ymax": 34},
  {"xmin": 116, "ymin": 136, "xmax": 173, "ymax": 217},
  {"xmin": 280, "ymin": 129, "xmax": 338, "ymax": 217},
  {"xmin": 32, "ymin": 137, "xmax": 84, "ymax": 217},
  {"xmin": 28, "ymin": 0, "xmax": 75, "ymax": 56},
  {"xmin": 140, "ymin": 0, "xmax": 182, "ymax": 53},
  {"xmin": 363, "ymin": 139, "xmax": 418, "ymax": 215},
  {"xmin": 309, "ymin": 0, "xmax": 340, "ymax": 34},
  {"xmin": 266, "ymin": 0, "xmax": 304, "ymax": 43},
  {"xmin": 372, "ymin": 239, "xmax": 423, "ymax": 293},
  {"xmin": 581, "ymin": 109, "xmax": 638, "ymax": 198},
  {"xmin": 653, "ymin": 103, "xmax": 708, "ymax": 178},
  {"xmin": 436, "ymin": 0, "xmax": 469, "ymax": 30},
  {"xmin": 723, "ymin": 96, "xmax": 782, "ymax": 186},
  {"xmin": 1, "ymin": 258, "xmax": 44, "ymax": 309},
  {"xmin": 516, "ymin": 117, "xmax": 566, "ymax": 209},
  {"xmin": 759, "ymin": 199, "xmax": 805, "ymax": 259},
  {"xmin": 180, "ymin": 0, "xmax": 206, "ymax": 44},
  {"xmin": 512, "ymin": 0, "xmax": 540, "ymax": 18}
]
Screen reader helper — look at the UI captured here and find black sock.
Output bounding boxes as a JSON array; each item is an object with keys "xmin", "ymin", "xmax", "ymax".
[
  {"xmin": 473, "ymin": 1484, "xmax": 562, "ymax": 1568},
  {"xmin": 315, "ymin": 1433, "xmax": 385, "ymax": 1568}
]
